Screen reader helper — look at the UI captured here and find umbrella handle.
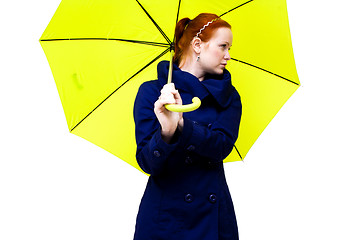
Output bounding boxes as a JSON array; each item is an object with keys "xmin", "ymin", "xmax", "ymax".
[
  {"xmin": 165, "ymin": 49, "xmax": 201, "ymax": 112},
  {"xmin": 165, "ymin": 97, "xmax": 201, "ymax": 112}
]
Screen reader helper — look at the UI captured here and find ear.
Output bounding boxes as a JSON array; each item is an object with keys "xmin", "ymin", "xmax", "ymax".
[{"xmin": 192, "ymin": 37, "xmax": 202, "ymax": 54}]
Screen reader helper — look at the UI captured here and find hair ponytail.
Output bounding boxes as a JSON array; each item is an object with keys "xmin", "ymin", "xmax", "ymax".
[{"xmin": 174, "ymin": 18, "xmax": 191, "ymax": 64}]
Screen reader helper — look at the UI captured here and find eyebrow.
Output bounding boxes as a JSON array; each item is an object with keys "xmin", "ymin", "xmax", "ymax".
[{"xmin": 222, "ymin": 41, "xmax": 232, "ymax": 47}]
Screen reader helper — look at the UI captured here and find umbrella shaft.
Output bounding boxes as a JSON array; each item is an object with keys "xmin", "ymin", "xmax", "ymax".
[{"xmin": 167, "ymin": 50, "xmax": 174, "ymax": 84}]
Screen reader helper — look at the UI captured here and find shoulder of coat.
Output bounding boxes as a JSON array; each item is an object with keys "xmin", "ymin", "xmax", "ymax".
[{"xmin": 139, "ymin": 80, "xmax": 162, "ymax": 92}]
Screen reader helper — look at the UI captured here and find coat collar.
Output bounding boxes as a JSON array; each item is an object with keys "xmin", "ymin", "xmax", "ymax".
[{"xmin": 157, "ymin": 61, "xmax": 234, "ymax": 108}]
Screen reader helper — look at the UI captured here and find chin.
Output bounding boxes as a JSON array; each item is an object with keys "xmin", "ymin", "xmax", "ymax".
[
  {"xmin": 206, "ymin": 67, "xmax": 224, "ymax": 76},
  {"xmin": 215, "ymin": 69, "xmax": 224, "ymax": 75}
]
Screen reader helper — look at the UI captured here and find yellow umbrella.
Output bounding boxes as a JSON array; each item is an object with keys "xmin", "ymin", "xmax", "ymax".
[{"xmin": 40, "ymin": 0, "xmax": 299, "ymax": 174}]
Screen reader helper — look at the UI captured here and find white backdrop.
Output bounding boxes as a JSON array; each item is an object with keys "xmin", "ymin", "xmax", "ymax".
[{"xmin": 1, "ymin": 0, "xmax": 359, "ymax": 239}]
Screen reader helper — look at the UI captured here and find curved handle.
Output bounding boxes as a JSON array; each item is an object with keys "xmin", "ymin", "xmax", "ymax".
[{"xmin": 165, "ymin": 97, "xmax": 201, "ymax": 112}]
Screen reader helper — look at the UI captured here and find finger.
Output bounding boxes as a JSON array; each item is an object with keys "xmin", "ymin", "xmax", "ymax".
[
  {"xmin": 165, "ymin": 83, "xmax": 175, "ymax": 90},
  {"xmin": 159, "ymin": 95, "xmax": 175, "ymax": 104},
  {"xmin": 171, "ymin": 90, "xmax": 182, "ymax": 105},
  {"xmin": 159, "ymin": 98, "xmax": 176, "ymax": 105},
  {"xmin": 160, "ymin": 91, "xmax": 174, "ymax": 98},
  {"xmin": 160, "ymin": 83, "xmax": 175, "ymax": 94},
  {"xmin": 156, "ymin": 95, "xmax": 176, "ymax": 107},
  {"xmin": 154, "ymin": 99, "xmax": 166, "ymax": 113}
]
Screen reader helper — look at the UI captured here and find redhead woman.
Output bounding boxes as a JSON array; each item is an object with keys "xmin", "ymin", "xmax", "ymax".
[{"xmin": 133, "ymin": 13, "xmax": 242, "ymax": 240}]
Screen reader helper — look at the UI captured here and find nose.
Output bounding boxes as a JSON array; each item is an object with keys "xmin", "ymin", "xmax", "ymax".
[{"xmin": 224, "ymin": 50, "xmax": 231, "ymax": 60}]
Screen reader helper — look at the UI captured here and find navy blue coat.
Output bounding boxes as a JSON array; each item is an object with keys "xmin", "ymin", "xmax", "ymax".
[{"xmin": 133, "ymin": 61, "xmax": 242, "ymax": 240}]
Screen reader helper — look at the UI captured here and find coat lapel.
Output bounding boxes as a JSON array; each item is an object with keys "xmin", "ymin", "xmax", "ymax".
[{"xmin": 157, "ymin": 61, "xmax": 235, "ymax": 108}]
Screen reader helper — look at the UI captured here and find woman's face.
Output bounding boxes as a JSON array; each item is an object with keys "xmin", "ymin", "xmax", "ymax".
[{"xmin": 199, "ymin": 27, "xmax": 233, "ymax": 75}]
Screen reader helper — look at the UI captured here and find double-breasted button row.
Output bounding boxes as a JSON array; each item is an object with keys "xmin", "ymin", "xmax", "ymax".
[
  {"xmin": 187, "ymin": 145, "xmax": 195, "ymax": 151},
  {"xmin": 185, "ymin": 156, "xmax": 193, "ymax": 165},
  {"xmin": 208, "ymin": 194, "xmax": 217, "ymax": 203},
  {"xmin": 184, "ymin": 193, "xmax": 217, "ymax": 203},
  {"xmin": 184, "ymin": 193, "xmax": 194, "ymax": 203},
  {"xmin": 207, "ymin": 161, "xmax": 215, "ymax": 169},
  {"xmin": 153, "ymin": 150, "xmax": 161, "ymax": 157},
  {"xmin": 192, "ymin": 121, "xmax": 212, "ymax": 128},
  {"xmin": 185, "ymin": 145, "xmax": 195, "ymax": 165}
]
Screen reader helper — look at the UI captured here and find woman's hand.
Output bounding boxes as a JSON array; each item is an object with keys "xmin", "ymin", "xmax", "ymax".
[{"xmin": 154, "ymin": 83, "xmax": 183, "ymax": 143}]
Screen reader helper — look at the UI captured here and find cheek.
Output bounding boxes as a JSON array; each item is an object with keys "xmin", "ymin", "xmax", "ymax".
[{"xmin": 213, "ymin": 49, "xmax": 223, "ymax": 59}]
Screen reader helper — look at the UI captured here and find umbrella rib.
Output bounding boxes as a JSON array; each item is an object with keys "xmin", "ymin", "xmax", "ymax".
[
  {"xmin": 219, "ymin": 0, "xmax": 254, "ymax": 17},
  {"xmin": 135, "ymin": 0, "xmax": 171, "ymax": 44},
  {"xmin": 231, "ymin": 58, "xmax": 300, "ymax": 85},
  {"xmin": 234, "ymin": 145, "xmax": 243, "ymax": 160},
  {"xmin": 174, "ymin": 0, "xmax": 182, "ymax": 41},
  {"xmin": 40, "ymin": 38, "xmax": 169, "ymax": 48},
  {"xmin": 70, "ymin": 48, "xmax": 170, "ymax": 133}
]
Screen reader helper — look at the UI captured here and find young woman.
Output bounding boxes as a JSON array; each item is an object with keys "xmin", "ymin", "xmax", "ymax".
[{"xmin": 133, "ymin": 13, "xmax": 242, "ymax": 240}]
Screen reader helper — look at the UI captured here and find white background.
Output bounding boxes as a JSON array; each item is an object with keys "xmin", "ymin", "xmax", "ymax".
[{"xmin": 1, "ymin": 0, "xmax": 359, "ymax": 239}]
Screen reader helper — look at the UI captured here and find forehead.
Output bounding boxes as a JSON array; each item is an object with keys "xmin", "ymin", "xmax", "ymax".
[{"xmin": 211, "ymin": 27, "xmax": 233, "ymax": 42}]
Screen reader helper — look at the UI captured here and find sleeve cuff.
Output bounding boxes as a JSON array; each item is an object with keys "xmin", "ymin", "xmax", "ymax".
[{"xmin": 151, "ymin": 127, "xmax": 179, "ymax": 157}]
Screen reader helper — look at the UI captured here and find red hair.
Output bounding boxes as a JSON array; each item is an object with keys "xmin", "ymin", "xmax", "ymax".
[{"xmin": 174, "ymin": 13, "xmax": 231, "ymax": 64}]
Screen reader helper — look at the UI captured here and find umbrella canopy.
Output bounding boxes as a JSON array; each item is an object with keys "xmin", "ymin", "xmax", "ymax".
[{"xmin": 40, "ymin": 0, "xmax": 300, "ymax": 173}]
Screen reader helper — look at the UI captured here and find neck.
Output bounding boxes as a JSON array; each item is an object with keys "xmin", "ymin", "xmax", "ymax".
[{"xmin": 178, "ymin": 58, "xmax": 205, "ymax": 82}]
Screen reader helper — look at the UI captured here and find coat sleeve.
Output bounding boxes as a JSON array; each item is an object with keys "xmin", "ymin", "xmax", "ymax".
[
  {"xmin": 133, "ymin": 82, "xmax": 180, "ymax": 176},
  {"xmin": 179, "ymin": 90, "xmax": 242, "ymax": 163}
]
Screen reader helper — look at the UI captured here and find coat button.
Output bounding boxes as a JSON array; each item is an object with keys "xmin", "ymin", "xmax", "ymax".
[
  {"xmin": 153, "ymin": 150, "xmax": 161, "ymax": 158},
  {"xmin": 185, "ymin": 156, "xmax": 193, "ymax": 165},
  {"xmin": 184, "ymin": 193, "xmax": 194, "ymax": 203},
  {"xmin": 187, "ymin": 145, "xmax": 195, "ymax": 151},
  {"xmin": 208, "ymin": 194, "xmax": 217, "ymax": 204}
]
